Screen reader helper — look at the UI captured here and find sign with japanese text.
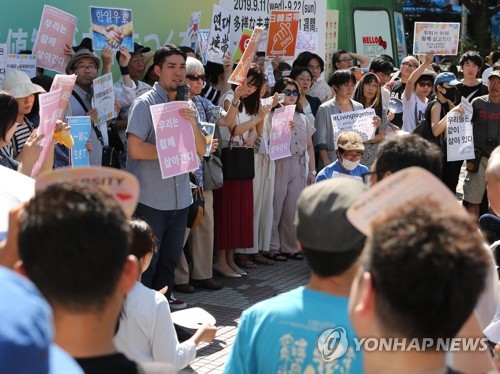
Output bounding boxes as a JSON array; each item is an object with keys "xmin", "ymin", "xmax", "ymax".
[
  {"xmin": 150, "ymin": 101, "xmax": 199, "ymax": 179},
  {"xmin": 50, "ymin": 74, "xmax": 77, "ymax": 121},
  {"xmin": 228, "ymin": 27, "xmax": 263, "ymax": 85},
  {"xmin": 324, "ymin": 9, "xmax": 339, "ymax": 79},
  {"xmin": 90, "ymin": 6, "xmax": 133, "ymax": 50},
  {"xmin": 413, "ymin": 22, "xmax": 460, "ymax": 55},
  {"xmin": 67, "ymin": 116, "xmax": 91, "ymax": 167},
  {"xmin": 31, "ymin": 88, "xmax": 62, "ymax": 177},
  {"xmin": 93, "ymin": 73, "xmax": 116, "ymax": 124},
  {"xmin": 266, "ymin": 10, "xmax": 300, "ymax": 58},
  {"xmin": 446, "ymin": 111, "xmax": 474, "ymax": 162},
  {"xmin": 206, "ymin": 5, "xmax": 231, "ymax": 64},
  {"xmin": 269, "ymin": 105, "xmax": 294, "ymax": 160},
  {"xmin": 233, "ymin": 28, "xmax": 252, "ymax": 63},
  {"xmin": 331, "ymin": 109, "xmax": 376, "ymax": 149},
  {"xmin": 33, "ymin": 5, "xmax": 76, "ymax": 74},
  {"xmin": 6, "ymin": 54, "xmax": 37, "ymax": 78},
  {"xmin": 180, "ymin": 12, "xmax": 201, "ymax": 50}
]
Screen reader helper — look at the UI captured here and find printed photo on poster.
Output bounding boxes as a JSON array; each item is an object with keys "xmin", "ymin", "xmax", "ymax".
[{"xmin": 90, "ymin": 6, "xmax": 133, "ymax": 50}]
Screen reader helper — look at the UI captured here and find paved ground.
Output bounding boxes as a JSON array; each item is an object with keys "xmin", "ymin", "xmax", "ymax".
[{"xmin": 178, "ymin": 258, "xmax": 310, "ymax": 373}]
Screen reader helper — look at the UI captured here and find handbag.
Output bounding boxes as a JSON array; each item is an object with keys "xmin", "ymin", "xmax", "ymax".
[
  {"xmin": 203, "ymin": 154, "xmax": 224, "ymax": 190},
  {"xmin": 187, "ymin": 172, "xmax": 205, "ymax": 229},
  {"xmin": 107, "ymin": 121, "xmax": 125, "ymax": 153},
  {"xmin": 220, "ymin": 116, "xmax": 255, "ymax": 180},
  {"xmin": 93, "ymin": 123, "xmax": 121, "ymax": 169}
]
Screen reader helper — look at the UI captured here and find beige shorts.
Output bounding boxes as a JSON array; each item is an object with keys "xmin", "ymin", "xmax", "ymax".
[{"xmin": 463, "ymin": 156, "xmax": 488, "ymax": 204}]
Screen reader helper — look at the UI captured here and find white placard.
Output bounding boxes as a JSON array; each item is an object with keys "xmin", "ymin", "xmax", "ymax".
[
  {"xmin": 206, "ymin": 5, "xmax": 231, "ymax": 64},
  {"xmin": 331, "ymin": 108, "xmax": 376, "ymax": 149},
  {"xmin": 446, "ymin": 111, "xmax": 474, "ymax": 162},
  {"xmin": 413, "ymin": 22, "xmax": 460, "ymax": 55}
]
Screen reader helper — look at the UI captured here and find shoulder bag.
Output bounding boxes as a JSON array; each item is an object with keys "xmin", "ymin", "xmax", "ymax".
[
  {"xmin": 187, "ymin": 172, "xmax": 205, "ymax": 229},
  {"xmin": 221, "ymin": 116, "xmax": 255, "ymax": 180}
]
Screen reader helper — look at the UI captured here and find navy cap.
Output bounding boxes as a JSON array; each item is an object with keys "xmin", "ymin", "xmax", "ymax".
[{"xmin": 434, "ymin": 72, "xmax": 461, "ymax": 87}]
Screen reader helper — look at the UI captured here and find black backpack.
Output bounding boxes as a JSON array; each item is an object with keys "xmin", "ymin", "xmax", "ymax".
[{"xmin": 411, "ymin": 99, "xmax": 445, "ymax": 148}]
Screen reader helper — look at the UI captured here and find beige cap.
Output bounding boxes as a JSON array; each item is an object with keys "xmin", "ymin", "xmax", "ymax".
[
  {"xmin": 3, "ymin": 70, "xmax": 45, "ymax": 98},
  {"xmin": 337, "ymin": 131, "xmax": 365, "ymax": 152}
]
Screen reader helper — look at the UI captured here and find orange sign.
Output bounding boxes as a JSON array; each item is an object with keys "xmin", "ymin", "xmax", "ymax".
[
  {"xmin": 228, "ymin": 27, "xmax": 263, "ymax": 85},
  {"xmin": 266, "ymin": 10, "xmax": 300, "ymax": 59}
]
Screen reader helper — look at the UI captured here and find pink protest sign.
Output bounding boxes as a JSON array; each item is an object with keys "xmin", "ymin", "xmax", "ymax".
[
  {"xmin": 150, "ymin": 102, "xmax": 199, "ymax": 179},
  {"xmin": 33, "ymin": 5, "xmax": 77, "ymax": 74},
  {"xmin": 31, "ymin": 88, "xmax": 62, "ymax": 177},
  {"xmin": 269, "ymin": 105, "xmax": 294, "ymax": 161},
  {"xmin": 50, "ymin": 74, "xmax": 77, "ymax": 120}
]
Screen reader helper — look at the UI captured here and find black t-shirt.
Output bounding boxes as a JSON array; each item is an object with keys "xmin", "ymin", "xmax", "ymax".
[
  {"xmin": 76, "ymin": 353, "xmax": 138, "ymax": 374},
  {"xmin": 458, "ymin": 81, "xmax": 488, "ymax": 102},
  {"xmin": 389, "ymin": 80, "xmax": 406, "ymax": 128}
]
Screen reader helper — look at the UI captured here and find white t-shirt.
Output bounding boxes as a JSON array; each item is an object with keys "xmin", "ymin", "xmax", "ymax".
[
  {"xmin": 114, "ymin": 282, "xmax": 196, "ymax": 370},
  {"xmin": 402, "ymin": 92, "xmax": 428, "ymax": 133}
]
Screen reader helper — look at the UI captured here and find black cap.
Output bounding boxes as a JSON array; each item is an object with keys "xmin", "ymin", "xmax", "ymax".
[
  {"xmin": 116, "ymin": 42, "xmax": 151, "ymax": 63},
  {"xmin": 72, "ymin": 38, "xmax": 93, "ymax": 53}
]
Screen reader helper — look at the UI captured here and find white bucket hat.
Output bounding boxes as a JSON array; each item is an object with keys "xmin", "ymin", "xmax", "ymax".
[{"xmin": 3, "ymin": 70, "xmax": 46, "ymax": 99}]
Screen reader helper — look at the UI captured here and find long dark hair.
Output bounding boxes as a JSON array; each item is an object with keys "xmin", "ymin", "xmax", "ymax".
[
  {"xmin": 0, "ymin": 91, "xmax": 19, "ymax": 142},
  {"xmin": 352, "ymin": 73, "xmax": 383, "ymax": 117},
  {"xmin": 232, "ymin": 64, "xmax": 265, "ymax": 115},
  {"xmin": 272, "ymin": 77, "xmax": 303, "ymax": 113}
]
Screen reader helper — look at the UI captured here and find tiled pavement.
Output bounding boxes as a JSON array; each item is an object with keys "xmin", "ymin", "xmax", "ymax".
[{"xmin": 178, "ymin": 258, "xmax": 310, "ymax": 373}]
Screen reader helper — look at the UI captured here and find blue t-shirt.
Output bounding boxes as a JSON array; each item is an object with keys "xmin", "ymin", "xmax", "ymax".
[
  {"xmin": 316, "ymin": 160, "xmax": 369, "ymax": 183},
  {"xmin": 224, "ymin": 286, "xmax": 363, "ymax": 374}
]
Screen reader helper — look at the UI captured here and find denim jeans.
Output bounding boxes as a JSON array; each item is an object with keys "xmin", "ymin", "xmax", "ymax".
[{"xmin": 135, "ymin": 203, "xmax": 189, "ymax": 299}]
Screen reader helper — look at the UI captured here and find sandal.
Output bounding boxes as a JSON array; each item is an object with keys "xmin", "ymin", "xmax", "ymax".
[
  {"xmin": 235, "ymin": 254, "xmax": 258, "ymax": 269},
  {"xmin": 265, "ymin": 252, "xmax": 287, "ymax": 262},
  {"xmin": 283, "ymin": 252, "xmax": 304, "ymax": 261},
  {"xmin": 253, "ymin": 253, "xmax": 276, "ymax": 266}
]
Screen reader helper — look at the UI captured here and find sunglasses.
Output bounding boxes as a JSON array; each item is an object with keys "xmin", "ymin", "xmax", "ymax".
[
  {"xmin": 417, "ymin": 81, "xmax": 433, "ymax": 87},
  {"xmin": 186, "ymin": 74, "xmax": 205, "ymax": 81},
  {"xmin": 284, "ymin": 89, "xmax": 299, "ymax": 97},
  {"xmin": 402, "ymin": 62, "xmax": 419, "ymax": 68}
]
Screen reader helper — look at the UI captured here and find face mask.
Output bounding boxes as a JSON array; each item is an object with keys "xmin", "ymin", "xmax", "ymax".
[
  {"xmin": 341, "ymin": 157, "xmax": 360, "ymax": 171},
  {"xmin": 443, "ymin": 87, "xmax": 457, "ymax": 101}
]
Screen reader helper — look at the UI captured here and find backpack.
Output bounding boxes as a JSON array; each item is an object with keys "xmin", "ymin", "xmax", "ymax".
[
  {"xmin": 186, "ymin": 172, "xmax": 204, "ymax": 229},
  {"xmin": 411, "ymin": 99, "xmax": 445, "ymax": 148}
]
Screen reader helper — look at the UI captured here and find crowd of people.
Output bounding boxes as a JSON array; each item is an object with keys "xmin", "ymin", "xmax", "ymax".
[{"xmin": 0, "ymin": 24, "xmax": 500, "ymax": 373}]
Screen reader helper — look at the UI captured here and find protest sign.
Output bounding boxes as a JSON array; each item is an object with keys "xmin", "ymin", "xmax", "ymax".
[
  {"xmin": 199, "ymin": 122, "xmax": 215, "ymax": 157},
  {"xmin": 206, "ymin": 5, "xmax": 231, "ymax": 64},
  {"xmin": 180, "ymin": 12, "xmax": 201, "ymax": 50},
  {"xmin": 295, "ymin": 31, "xmax": 319, "ymax": 56},
  {"xmin": 67, "ymin": 116, "xmax": 91, "ymax": 168},
  {"xmin": 269, "ymin": 105, "xmax": 294, "ymax": 160},
  {"xmin": 31, "ymin": 88, "xmax": 62, "ymax": 177},
  {"xmin": 413, "ymin": 22, "xmax": 460, "ymax": 55},
  {"xmin": 0, "ymin": 44, "xmax": 5, "ymax": 88},
  {"xmin": 89, "ymin": 6, "xmax": 133, "ymax": 50},
  {"xmin": 446, "ymin": 111, "xmax": 474, "ymax": 162},
  {"xmin": 6, "ymin": 54, "xmax": 37, "ymax": 78},
  {"xmin": 233, "ymin": 28, "xmax": 252, "ymax": 63},
  {"xmin": 347, "ymin": 167, "xmax": 465, "ymax": 236},
  {"xmin": 331, "ymin": 109, "xmax": 376, "ymax": 149},
  {"xmin": 50, "ymin": 74, "xmax": 77, "ymax": 121},
  {"xmin": 197, "ymin": 29, "xmax": 210, "ymax": 65},
  {"xmin": 228, "ymin": 27, "xmax": 263, "ymax": 85},
  {"xmin": 324, "ymin": 10, "xmax": 339, "ymax": 78},
  {"xmin": 150, "ymin": 101, "xmax": 199, "ymax": 179},
  {"xmin": 331, "ymin": 172, "xmax": 363, "ymax": 183},
  {"xmin": 33, "ymin": 5, "xmax": 76, "ymax": 74},
  {"xmin": 93, "ymin": 73, "xmax": 116, "ymax": 124},
  {"xmin": 266, "ymin": 10, "xmax": 300, "ymax": 59}
]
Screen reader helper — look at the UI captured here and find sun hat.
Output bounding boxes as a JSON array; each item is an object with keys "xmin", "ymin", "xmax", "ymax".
[{"xmin": 3, "ymin": 70, "xmax": 45, "ymax": 98}]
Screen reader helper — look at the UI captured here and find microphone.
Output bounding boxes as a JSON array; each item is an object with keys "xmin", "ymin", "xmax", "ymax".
[{"xmin": 176, "ymin": 83, "xmax": 190, "ymax": 101}]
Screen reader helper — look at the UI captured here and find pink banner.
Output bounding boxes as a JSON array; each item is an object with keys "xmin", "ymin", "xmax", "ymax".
[
  {"xmin": 269, "ymin": 105, "xmax": 294, "ymax": 160},
  {"xmin": 31, "ymin": 88, "xmax": 63, "ymax": 177},
  {"xmin": 150, "ymin": 102, "xmax": 199, "ymax": 179},
  {"xmin": 50, "ymin": 74, "xmax": 77, "ymax": 121},
  {"xmin": 33, "ymin": 5, "xmax": 77, "ymax": 74}
]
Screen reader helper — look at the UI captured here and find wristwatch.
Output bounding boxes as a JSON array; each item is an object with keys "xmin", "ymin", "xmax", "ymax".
[{"xmin": 310, "ymin": 170, "xmax": 317, "ymax": 175}]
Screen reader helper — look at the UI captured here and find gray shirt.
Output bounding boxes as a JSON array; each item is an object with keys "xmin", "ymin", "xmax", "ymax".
[
  {"xmin": 313, "ymin": 97, "xmax": 364, "ymax": 169},
  {"xmin": 126, "ymin": 82, "xmax": 192, "ymax": 211}
]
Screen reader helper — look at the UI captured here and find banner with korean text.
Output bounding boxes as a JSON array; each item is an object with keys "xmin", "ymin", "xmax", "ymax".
[
  {"xmin": 446, "ymin": 111, "xmax": 474, "ymax": 162},
  {"xmin": 150, "ymin": 101, "xmax": 199, "ymax": 179},
  {"xmin": 50, "ymin": 74, "xmax": 77, "ymax": 121},
  {"xmin": 269, "ymin": 105, "xmax": 294, "ymax": 160},
  {"xmin": 413, "ymin": 22, "xmax": 460, "ymax": 55},
  {"xmin": 33, "ymin": 5, "xmax": 77, "ymax": 74},
  {"xmin": 93, "ymin": 73, "xmax": 116, "ymax": 124},
  {"xmin": 68, "ymin": 116, "xmax": 91, "ymax": 167}
]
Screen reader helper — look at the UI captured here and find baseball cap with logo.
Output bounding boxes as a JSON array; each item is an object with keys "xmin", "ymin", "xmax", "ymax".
[
  {"xmin": 295, "ymin": 178, "xmax": 367, "ymax": 252},
  {"xmin": 337, "ymin": 131, "xmax": 365, "ymax": 152}
]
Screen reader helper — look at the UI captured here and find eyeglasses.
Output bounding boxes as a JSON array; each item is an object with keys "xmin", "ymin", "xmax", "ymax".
[
  {"xmin": 338, "ymin": 58, "xmax": 353, "ymax": 63},
  {"xmin": 417, "ymin": 81, "xmax": 433, "ymax": 87},
  {"xmin": 284, "ymin": 89, "xmax": 299, "ymax": 96},
  {"xmin": 402, "ymin": 61, "xmax": 419, "ymax": 68},
  {"xmin": 130, "ymin": 57, "xmax": 145, "ymax": 64},
  {"xmin": 75, "ymin": 65, "xmax": 97, "ymax": 71},
  {"xmin": 186, "ymin": 74, "xmax": 205, "ymax": 81}
]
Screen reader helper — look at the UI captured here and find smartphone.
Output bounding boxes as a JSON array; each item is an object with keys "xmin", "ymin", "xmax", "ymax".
[{"xmin": 278, "ymin": 93, "xmax": 285, "ymax": 103}]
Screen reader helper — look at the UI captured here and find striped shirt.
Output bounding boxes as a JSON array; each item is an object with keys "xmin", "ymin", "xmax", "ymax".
[{"xmin": 0, "ymin": 117, "xmax": 35, "ymax": 159}]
